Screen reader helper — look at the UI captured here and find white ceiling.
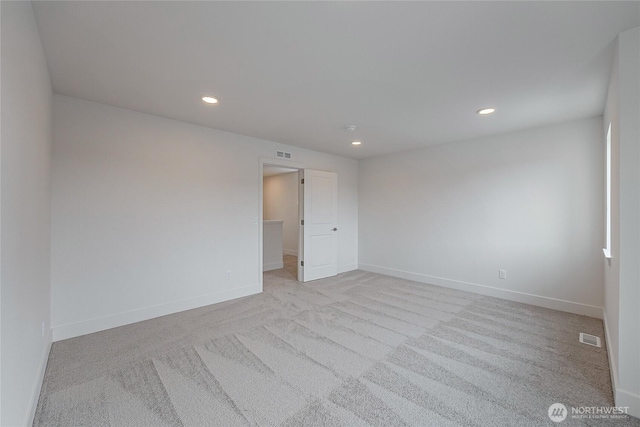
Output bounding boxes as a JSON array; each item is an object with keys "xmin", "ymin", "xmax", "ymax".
[{"xmin": 32, "ymin": 1, "xmax": 639, "ymax": 160}]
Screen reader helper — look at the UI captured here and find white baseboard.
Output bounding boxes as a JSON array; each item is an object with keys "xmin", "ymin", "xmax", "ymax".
[
  {"xmin": 603, "ymin": 310, "xmax": 640, "ymax": 419},
  {"xmin": 338, "ymin": 263, "xmax": 358, "ymax": 274},
  {"xmin": 52, "ymin": 284, "xmax": 261, "ymax": 341},
  {"xmin": 359, "ymin": 263, "xmax": 603, "ymax": 319},
  {"xmin": 283, "ymin": 249, "xmax": 298, "ymax": 257},
  {"xmin": 616, "ymin": 388, "xmax": 640, "ymax": 419},
  {"xmin": 603, "ymin": 310, "xmax": 619, "ymax": 403},
  {"xmin": 263, "ymin": 261, "xmax": 284, "ymax": 271},
  {"xmin": 26, "ymin": 330, "xmax": 52, "ymax": 427}
]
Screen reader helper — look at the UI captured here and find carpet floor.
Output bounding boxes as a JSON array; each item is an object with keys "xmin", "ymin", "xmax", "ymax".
[{"xmin": 33, "ymin": 256, "xmax": 638, "ymax": 426}]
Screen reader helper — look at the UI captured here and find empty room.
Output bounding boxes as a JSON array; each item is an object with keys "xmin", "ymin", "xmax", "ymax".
[{"xmin": 2, "ymin": 1, "xmax": 639, "ymax": 426}]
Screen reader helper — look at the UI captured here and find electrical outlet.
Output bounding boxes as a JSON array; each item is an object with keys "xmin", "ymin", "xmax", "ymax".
[
  {"xmin": 226, "ymin": 270, "xmax": 232, "ymax": 279},
  {"xmin": 499, "ymin": 270, "xmax": 507, "ymax": 279}
]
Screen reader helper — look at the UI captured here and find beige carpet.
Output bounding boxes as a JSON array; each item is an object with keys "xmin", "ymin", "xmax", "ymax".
[{"xmin": 33, "ymin": 256, "xmax": 638, "ymax": 426}]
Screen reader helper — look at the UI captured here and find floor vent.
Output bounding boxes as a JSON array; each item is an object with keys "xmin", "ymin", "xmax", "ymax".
[
  {"xmin": 276, "ymin": 150, "xmax": 292, "ymax": 160},
  {"xmin": 579, "ymin": 333, "xmax": 601, "ymax": 347}
]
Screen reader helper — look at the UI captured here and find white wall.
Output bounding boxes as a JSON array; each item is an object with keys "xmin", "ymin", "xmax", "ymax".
[
  {"xmin": 264, "ymin": 172, "xmax": 299, "ymax": 255},
  {"xmin": 1, "ymin": 2, "xmax": 53, "ymax": 425},
  {"xmin": 604, "ymin": 26, "xmax": 640, "ymax": 418},
  {"xmin": 51, "ymin": 95, "xmax": 358, "ymax": 341},
  {"xmin": 603, "ymin": 35, "xmax": 621, "ymax": 398},
  {"xmin": 359, "ymin": 117, "xmax": 604, "ymax": 318}
]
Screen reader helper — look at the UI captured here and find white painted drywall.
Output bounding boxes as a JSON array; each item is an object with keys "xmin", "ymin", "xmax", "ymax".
[
  {"xmin": 359, "ymin": 117, "xmax": 605, "ymax": 317},
  {"xmin": 616, "ymin": 27, "xmax": 640, "ymax": 418},
  {"xmin": 603, "ymin": 27, "xmax": 622, "ymax": 409},
  {"xmin": 263, "ymin": 221, "xmax": 284, "ymax": 271},
  {"xmin": 50, "ymin": 95, "xmax": 358, "ymax": 340},
  {"xmin": 603, "ymin": 27, "xmax": 620, "ymax": 412},
  {"xmin": 263, "ymin": 172, "xmax": 299, "ymax": 255},
  {"xmin": 604, "ymin": 26, "xmax": 640, "ymax": 418},
  {"xmin": 1, "ymin": 2, "xmax": 53, "ymax": 425}
]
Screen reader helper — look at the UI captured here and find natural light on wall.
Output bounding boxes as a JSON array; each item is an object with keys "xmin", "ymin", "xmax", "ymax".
[{"xmin": 603, "ymin": 123, "xmax": 612, "ymax": 259}]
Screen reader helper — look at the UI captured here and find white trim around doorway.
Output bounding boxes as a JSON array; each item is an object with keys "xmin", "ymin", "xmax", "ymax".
[{"xmin": 258, "ymin": 157, "xmax": 306, "ymax": 290}]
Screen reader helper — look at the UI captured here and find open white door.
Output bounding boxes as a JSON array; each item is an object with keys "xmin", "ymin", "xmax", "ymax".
[{"xmin": 300, "ymin": 169, "xmax": 338, "ymax": 282}]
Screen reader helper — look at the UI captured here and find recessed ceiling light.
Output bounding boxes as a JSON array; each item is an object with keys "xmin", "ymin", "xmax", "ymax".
[
  {"xmin": 351, "ymin": 141, "xmax": 362, "ymax": 146},
  {"xmin": 477, "ymin": 107, "xmax": 495, "ymax": 115},
  {"xmin": 202, "ymin": 96, "xmax": 219, "ymax": 104}
]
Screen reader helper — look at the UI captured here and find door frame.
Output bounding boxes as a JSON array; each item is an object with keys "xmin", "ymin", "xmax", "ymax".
[{"xmin": 258, "ymin": 157, "xmax": 306, "ymax": 290}]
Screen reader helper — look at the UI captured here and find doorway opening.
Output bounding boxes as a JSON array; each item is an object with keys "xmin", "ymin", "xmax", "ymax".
[
  {"xmin": 262, "ymin": 164, "xmax": 301, "ymax": 285},
  {"xmin": 259, "ymin": 159, "xmax": 339, "ymax": 289}
]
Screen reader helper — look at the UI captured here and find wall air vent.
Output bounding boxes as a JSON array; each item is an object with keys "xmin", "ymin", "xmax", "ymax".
[
  {"xmin": 579, "ymin": 333, "xmax": 601, "ymax": 347},
  {"xmin": 276, "ymin": 150, "xmax": 292, "ymax": 160}
]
